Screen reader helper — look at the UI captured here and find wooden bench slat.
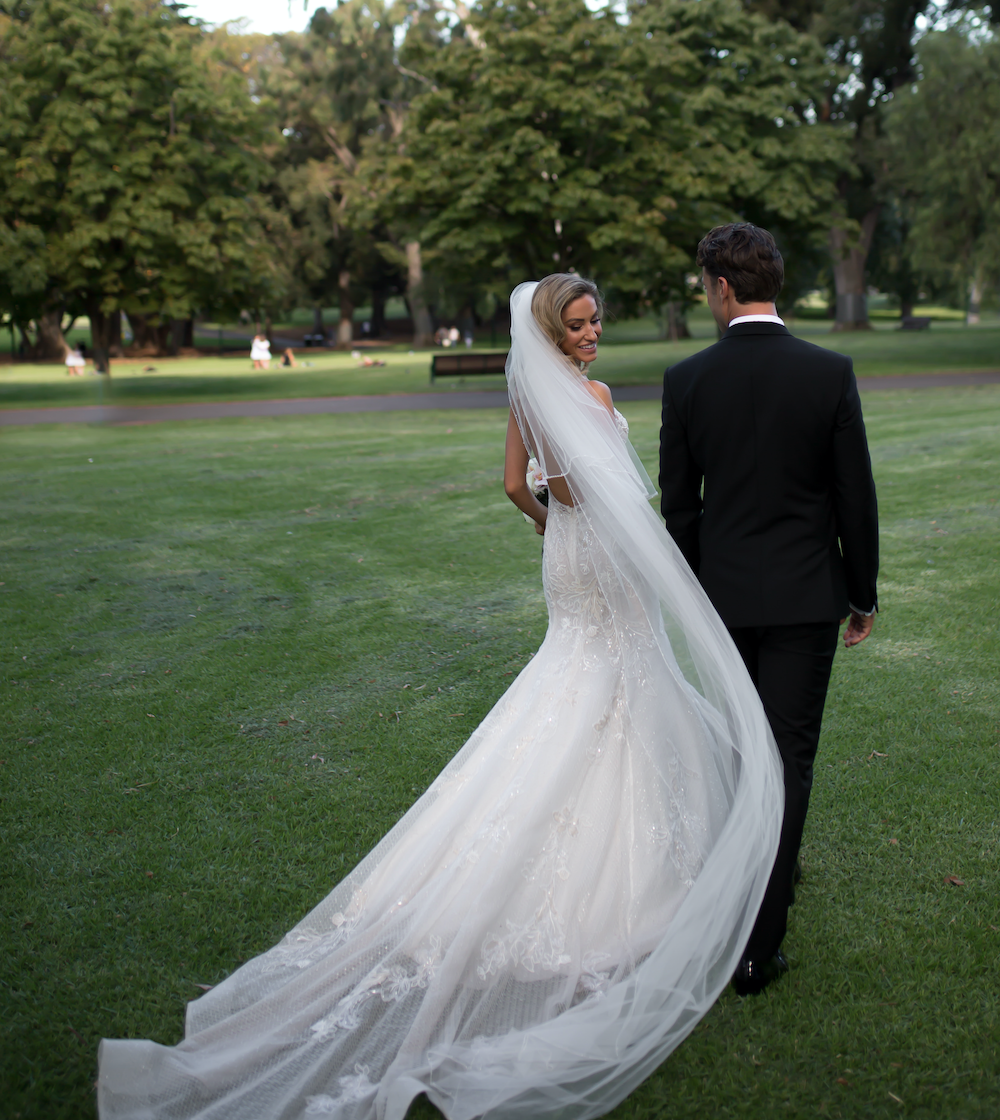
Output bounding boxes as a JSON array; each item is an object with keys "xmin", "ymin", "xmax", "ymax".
[{"xmin": 431, "ymin": 351, "xmax": 509, "ymax": 381}]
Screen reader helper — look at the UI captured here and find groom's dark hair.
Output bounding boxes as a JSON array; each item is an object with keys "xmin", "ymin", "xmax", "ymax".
[{"xmin": 697, "ymin": 223, "xmax": 784, "ymax": 304}]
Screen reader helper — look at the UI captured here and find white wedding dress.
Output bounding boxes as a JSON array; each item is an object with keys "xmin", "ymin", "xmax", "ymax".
[{"xmin": 98, "ymin": 287, "xmax": 782, "ymax": 1120}]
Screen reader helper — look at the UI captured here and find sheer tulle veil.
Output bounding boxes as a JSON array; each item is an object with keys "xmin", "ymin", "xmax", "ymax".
[
  {"xmin": 486, "ymin": 280, "xmax": 784, "ymax": 1109},
  {"xmin": 96, "ymin": 282, "xmax": 782, "ymax": 1120}
]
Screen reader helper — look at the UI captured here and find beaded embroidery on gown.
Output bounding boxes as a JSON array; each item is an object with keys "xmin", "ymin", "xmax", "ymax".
[{"xmin": 98, "ymin": 293, "xmax": 782, "ymax": 1120}]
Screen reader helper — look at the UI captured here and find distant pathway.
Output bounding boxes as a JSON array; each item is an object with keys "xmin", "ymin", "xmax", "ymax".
[{"xmin": 2, "ymin": 372, "xmax": 999, "ymax": 427}]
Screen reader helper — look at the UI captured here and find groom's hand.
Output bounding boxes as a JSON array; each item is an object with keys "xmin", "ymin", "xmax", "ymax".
[{"xmin": 841, "ymin": 610, "xmax": 874, "ymax": 647}]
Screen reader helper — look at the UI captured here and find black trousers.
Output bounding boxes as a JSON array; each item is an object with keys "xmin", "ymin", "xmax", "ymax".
[{"xmin": 728, "ymin": 620, "xmax": 840, "ymax": 963}]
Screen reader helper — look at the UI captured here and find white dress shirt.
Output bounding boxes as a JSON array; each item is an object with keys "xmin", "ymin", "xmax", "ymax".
[{"xmin": 727, "ymin": 314, "xmax": 786, "ymax": 327}]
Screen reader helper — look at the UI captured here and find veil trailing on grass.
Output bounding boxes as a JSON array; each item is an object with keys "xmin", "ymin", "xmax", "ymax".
[{"xmin": 97, "ymin": 283, "xmax": 782, "ymax": 1120}]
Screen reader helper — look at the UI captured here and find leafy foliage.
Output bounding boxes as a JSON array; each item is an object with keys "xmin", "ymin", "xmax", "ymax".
[
  {"xmin": 0, "ymin": 0, "xmax": 288, "ymax": 353},
  {"xmin": 745, "ymin": 0, "xmax": 955, "ymax": 320},
  {"xmin": 884, "ymin": 25, "xmax": 1000, "ymax": 301},
  {"xmin": 2, "ymin": 0, "xmax": 991, "ymax": 347},
  {"xmin": 390, "ymin": 0, "xmax": 846, "ymax": 311},
  {"xmin": 260, "ymin": 0, "xmax": 446, "ymax": 337}
]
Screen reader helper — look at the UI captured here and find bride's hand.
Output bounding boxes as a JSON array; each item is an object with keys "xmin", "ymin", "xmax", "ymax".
[{"xmin": 535, "ymin": 520, "xmax": 545, "ymax": 536}]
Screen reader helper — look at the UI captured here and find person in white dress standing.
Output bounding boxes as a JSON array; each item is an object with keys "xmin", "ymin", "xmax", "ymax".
[
  {"xmin": 250, "ymin": 331, "xmax": 271, "ymax": 369},
  {"xmin": 97, "ymin": 275, "xmax": 783, "ymax": 1120},
  {"xmin": 65, "ymin": 345, "xmax": 87, "ymax": 375}
]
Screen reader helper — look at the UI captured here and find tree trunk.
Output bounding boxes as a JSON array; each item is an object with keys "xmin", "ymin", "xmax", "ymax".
[
  {"xmin": 313, "ymin": 304, "xmax": 325, "ymax": 340},
  {"xmin": 128, "ymin": 313, "xmax": 173, "ymax": 355},
  {"xmin": 337, "ymin": 270, "xmax": 354, "ymax": 347},
  {"xmin": 829, "ymin": 206, "xmax": 880, "ymax": 331},
  {"xmin": 36, "ymin": 309, "xmax": 70, "ymax": 361},
  {"xmin": 660, "ymin": 301, "xmax": 691, "ymax": 341},
  {"xmin": 107, "ymin": 311, "xmax": 123, "ymax": 358},
  {"xmin": 168, "ymin": 319, "xmax": 185, "ymax": 356},
  {"xmin": 88, "ymin": 307, "xmax": 113, "ymax": 373},
  {"xmin": 967, "ymin": 267, "xmax": 984, "ymax": 326},
  {"xmin": 406, "ymin": 241, "xmax": 434, "ymax": 348},
  {"xmin": 14, "ymin": 320, "xmax": 31, "ymax": 359},
  {"xmin": 128, "ymin": 312, "xmax": 154, "ymax": 352}
]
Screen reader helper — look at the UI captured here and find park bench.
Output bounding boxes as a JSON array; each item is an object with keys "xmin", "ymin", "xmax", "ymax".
[
  {"xmin": 430, "ymin": 351, "xmax": 508, "ymax": 383},
  {"xmin": 901, "ymin": 316, "xmax": 932, "ymax": 330}
]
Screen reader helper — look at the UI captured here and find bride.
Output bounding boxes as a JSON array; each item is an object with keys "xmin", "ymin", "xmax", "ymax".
[{"xmin": 98, "ymin": 277, "xmax": 782, "ymax": 1120}]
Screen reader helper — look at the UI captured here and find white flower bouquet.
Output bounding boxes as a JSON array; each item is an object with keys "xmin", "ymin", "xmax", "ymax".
[{"xmin": 523, "ymin": 457, "xmax": 549, "ymax": 524}]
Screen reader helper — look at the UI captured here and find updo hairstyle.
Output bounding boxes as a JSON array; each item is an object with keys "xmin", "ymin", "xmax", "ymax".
[{"xmin": 530, "ymin": 273, "xmax": 604, "ymax": 355}]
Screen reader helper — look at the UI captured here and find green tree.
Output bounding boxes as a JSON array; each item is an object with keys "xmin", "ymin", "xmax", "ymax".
[
  {"xmin": 745, "ymin": 0, "xmax": 992, "ymax": 328},
  {"xmin": 630, "ymin": 0, "xmax": 849, "ymax": 322},
  {"xmin": 884, "ymin": 23, "xmax": 1000, "ymax": 322},
  {"xmin": 0, "ymin": 0, "xmax": 287, "ymax": 367},
  {"xmin": 387, "ymin": 0, "xmax": 846, "ymax": 329},
  {"xmin": 865, "ymin": 197, "xmax": 920, "ymax": 318},
  {"xmin": 264, "ymin": 1, "xmax": 435, "ymax": 345}
]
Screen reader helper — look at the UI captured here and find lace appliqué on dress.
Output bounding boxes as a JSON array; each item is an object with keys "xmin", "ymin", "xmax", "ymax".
[
  {"xmin": 310, "ymin": 936, "xmax": 444, "ymax": 1039},
  {"xmin": 260, "ymin": 888, "xmax": 367, "ymax": 974},
  {"xmin": 304, "ymin": 1065, "xmax": 376, "ymax": 1114},
  {"xmin": 479, "ymin": 806, "xmax": 583, "ymax": 980}
]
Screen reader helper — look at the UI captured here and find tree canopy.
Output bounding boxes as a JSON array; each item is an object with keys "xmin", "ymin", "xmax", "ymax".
[
  {"xmin": 745, "ymin": 0, "xmax": 981, "ymax": 326},
  {"xmin": 0, "ymin": 0, "xmax": 993, "ymax": 355},
  {"xmin": 261, "ymin": 0, "xmax": 424, "ymax": 343},
  {"xmin": 386, "ymin": 0, "xmax": 846, "ymax": 316},
  {"xmin": 884, "ymin": 24, "xmax": 1000, "ymax": 320},
  {"xmin": 0, "ymin": 0, "xmax": 287, "ymax": 363}
]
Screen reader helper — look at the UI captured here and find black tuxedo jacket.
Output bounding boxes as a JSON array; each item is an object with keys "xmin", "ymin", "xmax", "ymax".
[{"xmin": 660, "ymin": 322, "xmax": 879, "ymax": 628}]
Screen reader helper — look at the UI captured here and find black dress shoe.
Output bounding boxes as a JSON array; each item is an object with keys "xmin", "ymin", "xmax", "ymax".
[{"xmin": 732, "ymin": 950, "xmax": 789, "ymax": 996}]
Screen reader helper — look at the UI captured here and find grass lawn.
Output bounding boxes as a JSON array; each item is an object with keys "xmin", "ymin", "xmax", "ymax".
[
  {"xmin": 1, "ymin": 310, "xmax": 998, "ymax": 411},
  {"xmin": 2, "ymin": 388, "xmax": 999, "ymax": 1118}
]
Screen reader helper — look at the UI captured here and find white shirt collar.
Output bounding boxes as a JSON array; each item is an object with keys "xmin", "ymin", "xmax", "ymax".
[{"xmin": 727, "ymin": 314, "xmax": 785, "ymax": 327}]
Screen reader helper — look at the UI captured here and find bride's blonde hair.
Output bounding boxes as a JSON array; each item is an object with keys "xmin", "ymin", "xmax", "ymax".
[{"xmin": 530, "ymin": 273, "xmax": 604, "ymax": 353}]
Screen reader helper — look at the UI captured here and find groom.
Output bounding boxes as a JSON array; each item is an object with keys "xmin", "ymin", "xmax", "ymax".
[{"xmin": 659, "ymin": 222, "xmax": 879, "ymax": 995}]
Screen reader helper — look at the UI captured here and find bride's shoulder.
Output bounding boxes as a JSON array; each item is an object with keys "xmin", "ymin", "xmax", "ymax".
[{"xmin": 586, "ymin": 379, "xmax": 614, "ymax": 412}]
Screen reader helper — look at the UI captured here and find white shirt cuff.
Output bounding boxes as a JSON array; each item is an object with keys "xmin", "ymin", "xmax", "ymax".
[{"xmin": 849, "ymin": 602, "xmax": 876, "ymax": 617}]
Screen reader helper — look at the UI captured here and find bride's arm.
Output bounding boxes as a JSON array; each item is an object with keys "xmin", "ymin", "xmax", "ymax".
[
  {"xmin": 504, "ymin": 376, "xmax": 612, "ymax": 518},
  {"xmin": 504, "ymin": 411, "xmax": 550, "ymax": 534}
]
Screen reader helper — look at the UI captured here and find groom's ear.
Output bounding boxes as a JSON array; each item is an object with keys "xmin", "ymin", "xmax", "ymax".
[{"xmin": 708, "ymin": 273, "xmax": 728, "ymax": 301}]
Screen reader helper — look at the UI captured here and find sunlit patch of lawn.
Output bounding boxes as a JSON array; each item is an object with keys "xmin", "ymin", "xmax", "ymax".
[{"xmin": 2, "ymin": 314, "xmax": 998, "ymax": 411}]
